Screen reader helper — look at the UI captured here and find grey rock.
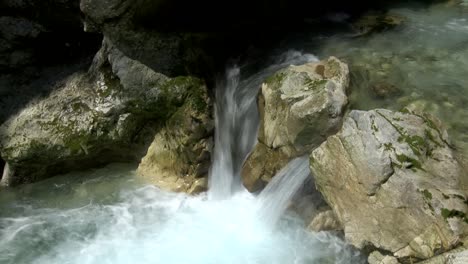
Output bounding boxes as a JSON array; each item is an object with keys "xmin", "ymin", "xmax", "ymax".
[
  {"xmin": 307, "ymin": 209, "xmax": 343, "ymax": 232},
  {"xmin": 0, "ymin": 39, "xmax": 212, "ymax": 186},
  {"xmin": 368, "ymin": 251, "xmax": 400, "ymax": 264},
  {"xmin": 242, "ymin": 57, "xmax": 349, "ymax": 192},
  {"xmin": 310, "ymin": 109, "xmax": 468, "ymax": 262},
  {"xmin": 136, "ymin": 74, "xmax": 213, "ymax": 194},
  {"xmin": 417, "ymin": 246, "xmax": 468, "ymax": 264}
]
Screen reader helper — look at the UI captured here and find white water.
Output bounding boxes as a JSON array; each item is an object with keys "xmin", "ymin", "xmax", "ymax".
[
  {"xmin": 208, "ymin": 51, "xmax": 319, "ymax": 199},
  {"xmin": 0, "ymin": 51, "xmax": 364, "ymax": 264}
]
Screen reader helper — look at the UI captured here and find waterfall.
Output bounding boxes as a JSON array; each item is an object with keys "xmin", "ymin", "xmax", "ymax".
[
  {"xmin": 208, "ymin": 50, "xmax": 319, "ymax": 225},
  {"xmin": 0, "ymin": 50, "xmax": 364, "ymax": 264},
  {"xmin": 256, "ymin": 157, "xmax": 310, "ymax": 227},
  {"xmin": 1, "ymin": 162, "xmax": 11, "ymax": 187}
]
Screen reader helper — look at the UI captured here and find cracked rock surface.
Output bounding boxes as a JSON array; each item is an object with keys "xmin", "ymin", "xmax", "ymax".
[
  {"xmin": 0, "ymin": 39, "xmax": 212, "ymax": 187},
  {"xmin": 242, "ymin": 57, "xmax": 349, "ymax": 192},
  {"xmin": 310, "ymin": 109, "xmax": 468, "ymax": 262}
]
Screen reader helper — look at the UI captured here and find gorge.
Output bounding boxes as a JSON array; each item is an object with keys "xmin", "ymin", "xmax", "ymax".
[{"xmin": 1, "ymin": 0, "xmax": 468, "ymax": 263}]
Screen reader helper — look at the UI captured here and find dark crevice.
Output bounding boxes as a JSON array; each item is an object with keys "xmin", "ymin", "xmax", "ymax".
[{"xmin": 0, "ymin": 157, "xmax": 5, "ymax": 181}]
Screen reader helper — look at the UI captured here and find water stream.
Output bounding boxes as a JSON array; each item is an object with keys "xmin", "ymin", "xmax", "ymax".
[
  {"xmin": 0, "ymin": 52, "xmax": 363, "ymax": 263},
  {"xmin": 2, "ymin": 2, "xmax": 468, "ymax": 263}
]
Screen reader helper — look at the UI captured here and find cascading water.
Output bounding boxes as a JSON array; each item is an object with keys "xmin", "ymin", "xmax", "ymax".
[
  {"xmin": 209, "ymin": 50, "xmax": 319, "ymax": 200},
  {"xmin": 0, "ymin": 51, "xmax": 364, "ymax": 264}
]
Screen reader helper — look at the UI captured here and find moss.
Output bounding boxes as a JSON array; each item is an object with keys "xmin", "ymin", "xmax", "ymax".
[
  {"xmin": 413, "ymin": 112, "xmax": 450, "ymax": 147},
  {"xmin": 304, "ymin": 77, "xmax": 327, "ymax": 91},
  {"xmin": 399, "ymin": 108, "xmax": 411, "ymax": 114},
  {"xmin": 397, "ymin": 134, "xmax": 428, "ymax": 156},
  {"xmin": 422, "ymin": 189, "xmax": 433, "ymax": 200},
  {"xmin": 376, "ymin": 110, "xmax": 405, "ymax": 136},
  {"xmin": 424, "ymin": 129, "xmax": 442, "ymax": 147},
  {"xmin": 371, "ymin": 119, "xmax": 379, "ymax": 132},
  {"xmin": 441, "ymin": 208, "xmax": 468, "ymax": 223},
  {"xmin": 384, "ymin": 143, "xmax": 394, "ymax": 151},
  {"xmin": 71, "ymin": 102, "xmax": 91, "ymax": 113},
  {"xmin": 264, "ymin": 71, "xmax": 286, "ymax": 88},
  {"xmin": 126, "ymin": 77, "xmax": 197, "ymax": 120},
  {"xmin": 396, "ymin": 153, "xmax": 424, "ymax": 171}
]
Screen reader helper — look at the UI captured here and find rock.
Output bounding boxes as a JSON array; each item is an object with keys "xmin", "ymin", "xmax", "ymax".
[
  {"xmin": 137, "ymin": 76, "xmax": 213, "ymax": 193},
  {"xmin": 417, "ymin": 247, "xmax": 468, "ymax": 264},
  {"xmin": 352, "ymin": 13, "xmax": 405, "ymax": 37},
  {"xmin": 307, "ymin": 209, "xmax": 342, "ymax": 232},
  {"xmin": 0, "ymin": 39, "xmax": 212, "ymax": 186},
  {"xmin": 368, "ymin": 251, "xmax": 400, "ymax": 264},
  {"xmin": 79, "ymin": 0, "xmax": 211, "ymax": 77},
  {"xmin": 242, "ymin": 56, "xmax": 349, "ymax": 192},
  {"xmin": 370, "ymin": 81, "xmax": 402, "ymax": 98},
  {"xmin": 310, "ymin": 109, "xmax": 468, "ymax": 262},
  {"xmin": 405, "ymin": 99, "xmax": 441, "ymax": 116}
]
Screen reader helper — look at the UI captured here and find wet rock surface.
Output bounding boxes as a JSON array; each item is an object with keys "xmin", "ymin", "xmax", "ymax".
[
  {"xmin": 242, "ymin": 57, "xmax": 349, "ymax": 192},
  {"xmin": 0, "ymin": 39, "xmax": 212, "ymax": 186}
]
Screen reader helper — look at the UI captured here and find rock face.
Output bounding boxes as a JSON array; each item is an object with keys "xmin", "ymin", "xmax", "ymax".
[
  {"xmin": 0, "ymin": 39, "xmax": 212, "ymax": 186},
  {"xmin": 418, "ymin": 247, "xmax": 468, "ymax": 264},
  {"xmin": 242, "ymin": 57, "xmax": 349, "ymax": 192},
  {"xmin": 307, "ymin": 209, "xmax": 342, "ymax": 232},
  {"xmin": 368, "ymin": 251, "xmax": 400, "ymax": 264},
  {"xmin": 79, "ymin": 0, "xmax": 214, "ymax": 77},
  {"xmin": 137, "ymin": 78, "xmax": 213, "ymax": 194},
  {"xmin": 310, "ymin": 109, "xmax": 468, "ymax": 262}
]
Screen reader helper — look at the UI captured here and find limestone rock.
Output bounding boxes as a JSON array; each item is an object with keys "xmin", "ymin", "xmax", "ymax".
[
  {"xmin": 0, "ymin": 39, "xmax": 212, "ymax": 186},
  {"xmin": 79, "ymin": 0, "xmax": 210, "ymax": 76},
  {"xmin": 368, "ymin": 251, "xmax": 400, "ymax": 264},
  {"xmin": 242, "ymin": 57, "xmax": 349, "ymax": 192},
  {"xmin": 307, "ymin": 209, "xmax": 342, "ymax": 232},
  {"xmin": 417, "ymin": 247, "xmax": 468, "ymax": 264},
  {"xmin": 137, "ymin": 77, "xmax": 213, "ymax": 194},
  {"xmin": 352, "ymin": 12, "xmax": 405, "ymax": 37},
  {"xmin": 310, "ymin": 109, "xmax": 468, "ymax": 262}
]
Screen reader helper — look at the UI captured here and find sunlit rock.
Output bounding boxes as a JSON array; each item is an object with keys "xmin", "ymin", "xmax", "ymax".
[
  {"xmin": 307, "ymin": 209, "xmax": 342, "ymax": 232},
  {"xmin": 310, "ymin": 109, "xmax": 468, "ymax": 262},
  {"xmin": 242, "ymin": 57, "xmax": 349, "ymax": 192},
  {"xmin": 0, "ymin": 39, "xmax": 212, "ymax": 185},
  {"xmin": 368, "ymin": 251, "xmax": 400, "ymax": 264},
  {"xmin": 137, "ymin": 78, "xmax": 213, "ymax": 194}
]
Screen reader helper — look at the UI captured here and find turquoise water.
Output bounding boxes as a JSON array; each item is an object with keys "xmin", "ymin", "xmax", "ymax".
[
  {"xmin": 313, "ymin": 3, "xmax": 468, "ymax": 156},
  {"xmin": 0, "ymin": 164, "xmax": 362, "ymax": 264},
  {"xmin": 1, "ymin": 2, "xmax": 468, "ymax": 264}
]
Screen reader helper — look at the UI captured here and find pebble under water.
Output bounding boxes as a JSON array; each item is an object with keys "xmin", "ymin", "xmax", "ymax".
[{"xmin": 0, "ymin": 164, "xmax": 363, "ymax": 264}]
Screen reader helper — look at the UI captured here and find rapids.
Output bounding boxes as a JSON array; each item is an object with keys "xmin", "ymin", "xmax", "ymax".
[{"xmin": 2, "ymin": 2, "xmax": 468, "ymax": 263}]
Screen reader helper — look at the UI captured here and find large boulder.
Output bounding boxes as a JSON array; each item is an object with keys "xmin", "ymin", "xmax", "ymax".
[
  {"xmin": 310, "ymin": 109, "xmax": 468, "ymax": 263},
  {"xmin": 242, "ymin": 57, "xmax": 349, "ymax": 191},
  {"xmin": 418, "ymin": 247, "xmax": 468, "ymax": 264},
  {"xmin": 136, "ymin": 78, "xmax": 213, "ymax": 194},
  {"xmin": 79, "ymin": 0, "xmax": 212, "ymax": 77},
  {"xmin": 0, "ymin": 39, "xmax": 212, "ymax": 186}
]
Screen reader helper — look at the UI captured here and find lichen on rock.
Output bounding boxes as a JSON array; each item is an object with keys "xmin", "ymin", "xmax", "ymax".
[
  {"xmin": 136, "ymin": 76, "xmax": 214, "ymax": 194},
  {"xmin": 242, "ymin": 56, "xmax": 349, "ymax": 192},
  {"xmin": 0, "ymin": 38, "xmax": 213, "ymax": 187},
  {"xmin": 310, "ymin": 109, "xmax": 468, "ymax": 262}
]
